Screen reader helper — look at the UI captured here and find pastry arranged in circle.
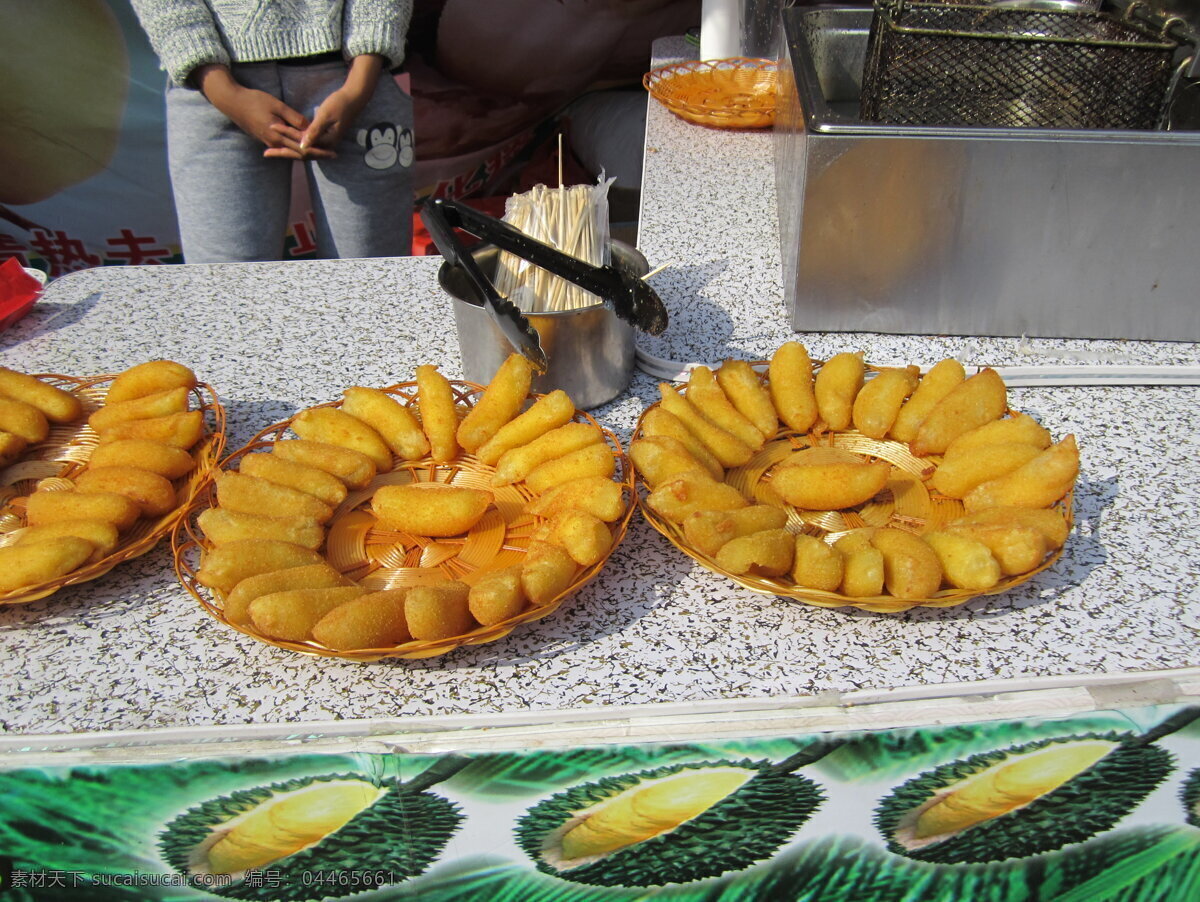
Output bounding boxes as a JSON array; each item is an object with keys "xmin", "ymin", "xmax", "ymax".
[
  {"xmin": 632, "ymin": 342, "xmax": 1078, "ymax": 610},
  {"xmin": 181, "ymin": 355, "xmax": 634, "ymax": 659}
]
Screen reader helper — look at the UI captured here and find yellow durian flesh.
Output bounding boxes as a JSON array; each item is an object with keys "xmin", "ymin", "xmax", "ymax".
[
  {"xmin": 560, "ymin": 768, "xmax": 751, "ymax": 861},
  {"xmin": 204, "ymin": 781, "xmax": 382, "ymax": 875},
  {"xmin": 914, "ymin": 741, "xmax": 1115, "ymax": 840}
]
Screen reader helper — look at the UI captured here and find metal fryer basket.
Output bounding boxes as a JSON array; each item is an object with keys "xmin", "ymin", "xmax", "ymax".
[{"xmin": 861, "ymin": 0, "xmax": 1180, "ymax": 128}]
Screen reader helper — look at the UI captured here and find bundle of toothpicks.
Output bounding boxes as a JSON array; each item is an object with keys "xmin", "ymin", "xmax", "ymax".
[{"xmin": 494, "ymin": 164, "xmax": 615, "ymax": 313}]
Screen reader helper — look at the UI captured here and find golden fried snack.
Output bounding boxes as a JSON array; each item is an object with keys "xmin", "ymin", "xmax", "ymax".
[
  {"xmin": 792, "ymin": 534, "xmax": 844, "ymax": 591},
  {"xmin": 0, "ymin": 431, "xmax": 27, "ymax": 466},
  {"xmin": 88, "ymin": 386, "xmax": 189, "ymax": 434},
  {"xmin": 196, "ymin": 538, "xmax": 326, "ymax": 595},
  {"xmin": 521, "ymin": 544, "xmax": 577, "ymax": 605},
  {"xmin": 271, "ymin": 440, "xmax": 376, "ymax": 490},
  {"xmin": 768, "ymin": 341, "xmax": 818, "ymax": 433},
  {"xmin": 771, "ymin": 458, "xmax": 891, "ymax": 510},
  {"xmin": 889, "ymin": 358, "xmax": 966, "ymax": 443},
  {"xmin": 0, "ymin": 397, "xmax": 49, "ymax": 444},
  {"xmin": 910, "ymin": 367, "xmax": 1007, "ymax": 456},
  {"xmin": 312, "ymin": 588, "xmax": 412, "ymax": 650},
  {"xmin": 686, "ymin": 366, "xmax": 765, "ymax": 449},
  {"xmin": 0, "ymin": 367, "xmax": 82, "ymax": 423},
  {"xmin": 197, "ymin": 508, "xmax": 325, "ymax": 550},
  {"xmin": 963, "ymin": 435, "xmax": 1079, "ymax": 511},
  {"xmin": 716, "ymin": 358, "xmax": 777, "ymax": 438},
  {"xmin": 629, "ymin": 435, "xmax": 712, "ymax": 490},
  {"xmin": 944, "ymin": 412, "xmax": 1053, "ymax": 457},
  {"xmin": 105, "ymin": 360, "xmax": 196, "ymax": 404},
  {"xmin": 342, "ymin": 386, "xmax": 430, "ymax": 461},
  {"xmin": 658, "ymin": 383, "xmax": 753, "ymax": 468},
  {"xmin": 96, "ymin": 411, "xmax": 205, "ymax": 450},
  {"xmin": 524, "ymin": 441, "xmax": 615, "ymax": 496},
  {"xmin": 88, "ymin": 439, "xmax": 195, "ymax": 480},
  {"xmin": 525, "ymin": 476, "xmax": 625, "ymax": 522},
  {"xmin": 682, "ymin": 505, "xmax": 789, "ymax": 556},
  {"xmin": 931, "ymin": 442, "xmax": 1042, "ymax": 500},
  {"xmin": 25, "ymin": 490, "xmax": 140, "ymax": 531},
  {"xmin": 457, "ymin": 353, "xmax": 533, "ymax": 453},
  {"xmin": 415, "ymin": 364, "xmax": 460, "ymax": 463},
  {"xmin": 372, "ymin": 484, "xmax": 492, "ymax": 537},
  {"xmin": 291, "ymin": 407, "xmax": 392, "ymax": 472},
  {"xmin": 249, "ymin": 586, "xmax": 367, "ymax": 642},
  {"xmin": 638, "ymin": 408, "xmax": 725, "ymax": 480},
  {"xmin": 405, "ymin": 580, "xmax": 474, "ymax": 640},
  {"xmin": 950, "ymin": 506, "xmax": 1069, "ymax": 550},
  {"xmin": 923, "ymin": 530, "xmax": 1002, "ymax": 591},
  {"xmin": 870, "ymin": 528, "xmax": 942, "ymax": 598},
  {"xmin": 74, "ymin": 466, "xmax": 176, "ymax": 518},
  {"xmin": 550, "ymin": 509, "xmax": 613, "ymax": 567},
  {"xmin": 468, "ymin": 567, "xmax": 526, "ymax": 626},
  {"xmin": 0, "ymin": 537, "xmax": 94, "ymax": 592},
  {"xmin": 239, "ymin": 453, "xmax": 348, "ymax": 508},
  {"xmin": 493, "ymin": 422, "xmax": 602, "ymax": 487},
  {"xmin": 945, "ymin": 522, "xmax": 1047, "ymax": 575},
  {"xmin": 835, "ymin": 531, "xmax": 885, "ymax": 597},
  {"xmin": 852, "ymin": 366, "xmax": 919, "ymax": 440},
  {"xmin": 12, "ymin": 519, "xmax": 119, "ymax": 562},
  {"xmin": 814, "ymin": 351, "xmax": 865, "ymax": 431},
  {"xmin": 214, "ymin": 471, "xmax": 334, "ymax": 523},
  {"xmin": 476, "ymin": 390, "xmax": 575, "ymax": 466},
  {"xmin": 223, "ymin": 563, "xmax": 352, "ymax": 626},
  {"xmin": 645, "ymin": 471, "xmax": 747, "ymax": 524},
  {"xmin": 715, "ymin": 528, "xmax": 794, "ymax": 577}
]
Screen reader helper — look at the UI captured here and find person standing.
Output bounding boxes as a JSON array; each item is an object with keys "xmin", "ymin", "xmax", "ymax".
[{"xmin": 131, "ymin": 0, "xmax": 415, "ymax": 263}]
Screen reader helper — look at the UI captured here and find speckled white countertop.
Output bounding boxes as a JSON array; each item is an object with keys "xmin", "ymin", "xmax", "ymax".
[{"xmin": 2, "ymin": 38, "xmax": 1198, "ymax": 737}]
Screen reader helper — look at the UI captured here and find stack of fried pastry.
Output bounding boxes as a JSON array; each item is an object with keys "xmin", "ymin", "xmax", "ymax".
[
  {"xmin": 1, "ymin": 361, "xmax": 202, "ymax": 593},
  {"xmin": 632, "ymin": 342, "xmax": 1079, "ymax": 601},
  {"xmin": 194, "ymin": 354, "xmax": 626, "ymax": 652}
]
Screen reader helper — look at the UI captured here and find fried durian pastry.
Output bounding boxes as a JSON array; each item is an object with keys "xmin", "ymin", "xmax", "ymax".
[
  {"xmin": 638, "ymin": 407, "xmax": 725, "ymax": 479},
  {"xmin": 197, "ymin": 508, "xmax": 325, "ymax": 551},
  {"xmin": 291, "ymin": 407, "xmax": 392, "ymax": 472},
  {"xmin": 715, "ymin": 528, "xmax": 794, "ymax": 577},
  {"xmin": 214, "ymin": 471, "xmax": 334, "ymax": 523},
  {"xmin": 415, "ymin": 364, "xmax": 460, "ymax": 463},
  {"xmin": 525, "ymin": 476, "xmax": 625, "ymax": 522},
  {"xmin": 852, "ymin": 366, "xmax": 919, "ymax": 440},
  {"xmin": 238, "ymin": 453, "xmax": 348, "ymax": 508},
  {"xmin": 645, "ymin": 471, "xmax": 747, "ymax": 524},
  {"xmin": 686, "ymin": 366, "xmax": 765, "ymax": 450},
  {"xmin": 521, "ymin": 544, "xmax": 577, "ymax": 606},
  {"xmin": 270, "ymin": 440, "xmax": 376, "ymax": 490},
  {"xmin": 74, "ymin": 466, "xmax": 176, "ymax": 518},
  {"xmin": 716, "ymin": 358, "xmax": 777, "ymax": 438},
  {"xmin": 95, "ymin": 411, "xmax": 205, "ymax": 449},
  {"xmin": 768, "ymin": 341, "xmax": 818, "ymax": 433},
  {"xmin": 771, "ymin": 458, "xmax": 891, "ymax": 510},
  {"xmin": 457, "ymin": 353, "xmax": 533, "ymax": 453},
  {"xmin": 931, "ymin": 442, "xmax": 1042, "ymax": 500},
  {"xmin": 25, "ymin": 490, "xmax": 141, "ymax": 532},
  {"xmin": 341, "ymin": 386, "xmax": 430, "ymax": 461},
  {"xmin": 629, "ymin": 436, "xmax": 712, "ymax": 490},
  {"xmin": 682, "ymin": 505, "xmax": 789, "ymax": 557},
  {"xmin": 11, "ymin": 519, "xmax": 120, "ymax": 563},
  {"xmin": 910, "ymin": 368, "xmax": 1007, "ymax": 457},
  {"xmin": 372, "ymin": 484, "xmax": 492, "ymax": 537},
  {"xmin": 312, "ymin": 588, "xmax": 412, "ymax": 650},
  {"xmin": 195, "ymin": 538, "xmax": 326, "ymax": 595},
  {"xmin": 104, "ymin": 360, "xmax": 196, "ymax": 404},
  {"xmin": 0, "ymin": 367, "xmax": 82, "ymax": 424},
  {"xmin": 0, "ymin": 397, "xmax": 49, "ymax": 444},
  {"xmin": 814, "ymin": 351, "xmax": 865, "ymax": 431},
  {"xmin": 889, "ymin": 357, "xmax": 966, "ymax": 443},
  {"xmin": 657, "ymin": 383, "xmax": 752, "ymax": 468},
  {"xmin": 88, "ymin": 386, "xmax": 189, "ymax": 434},
  {"xmin": 870, "ymin": 528, "xmax": 942, "ymax": 598},
  {"xmin": 0, "ymin": 537, "xmax": 95, "ymax": 592},
  {"xmin": 962, "ymin": 436, "xmax": 1079, "ymax": 512},
  {"xmin": 405, "ymin": 580, "xmax": 475, "ymax": 641},
  {"xmin": 791, "ymin": 534, "xmax": 844, "ymax": 592},
  {"xmin": 249, "ymin": 586, "xmax": 367, "ymax": 642},
  {"xmin": 468, "ymin": 567, "xmax": 527, "ymax": 626},
  {"xmin": 88, "ymin": 439, "xmax": 196, "ymax": 479},
  {"xmin": 223, "ymin": 563, "xmax": 353, "ymax": 627},
  {"xmin": 492, "ymin": 422, "xmax": 603, "ymax": 487},
  {"xmin": 476, "ymin": 390, "xmax": 575, "ymax": 466},
  {"xmin": 0, "ymin": 430, "xmax": 27, "ymax": 467},
  {"xmin": 525, "ymin": 442, "xmax": 616, "ymax": 495}
]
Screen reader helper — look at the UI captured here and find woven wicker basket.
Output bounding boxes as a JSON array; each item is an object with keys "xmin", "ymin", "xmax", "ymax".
[
  {"xmin": 634, "ymin": 364, "xmax": 1073, "ymax": 613},
  {"xmin": 0, "ymin": 374, "xmax": 226, "ymax": 604},
  {"xmin": 174, "ymin": 380, "xmax": 635, "ymax": 661},
  {"xmin": 644, "ymin": 57, "xmax": 778, "ymax": 129}
]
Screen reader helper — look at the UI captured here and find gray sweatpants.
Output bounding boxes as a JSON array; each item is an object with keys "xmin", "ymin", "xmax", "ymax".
[{"xmin": 166, "ymin": 60, "xmax": 414, "ymax": 263}]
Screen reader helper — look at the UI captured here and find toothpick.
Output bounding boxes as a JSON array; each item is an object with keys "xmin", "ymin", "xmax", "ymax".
[{"xmin": 644, "ymin": 260, "xmax": 677, "ymax": 279}]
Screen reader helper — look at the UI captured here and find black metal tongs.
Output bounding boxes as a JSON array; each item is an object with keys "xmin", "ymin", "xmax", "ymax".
[{"xmin": 420, "ymin": 198, "xmax": 669, "ymax": 374}]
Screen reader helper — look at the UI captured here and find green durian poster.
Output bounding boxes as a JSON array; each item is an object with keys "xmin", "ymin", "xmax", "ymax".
[{"xmin": 1, "ymin": 705, "xmax": 1198, "ymax": 901}]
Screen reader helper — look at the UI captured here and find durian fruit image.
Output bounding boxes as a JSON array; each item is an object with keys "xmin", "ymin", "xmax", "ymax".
[
  {"xmin": 874, "ymin": 733, "xmax": 1174, "ymax": 865},
  {"xmin": 1183, "ymin": 767, "xmax": 1200, "ymax": 829},
  {"xmin": 514, "ymin": 758, "xmax": 824, "ymax": 887},
  {"xmin": 159, "ymin": 772, "xmax": 463, "ymax": 900}
]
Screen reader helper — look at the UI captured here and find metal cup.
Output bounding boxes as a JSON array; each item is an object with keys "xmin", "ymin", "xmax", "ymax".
[{"xmin": 439, "ymin": 241, "xmax": 646, "ymax": 409}]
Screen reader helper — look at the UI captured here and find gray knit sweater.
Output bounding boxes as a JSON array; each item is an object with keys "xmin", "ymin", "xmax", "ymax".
[{"xmin": 130, "ymin": 0, "xmax": 413, "ymax": 86}]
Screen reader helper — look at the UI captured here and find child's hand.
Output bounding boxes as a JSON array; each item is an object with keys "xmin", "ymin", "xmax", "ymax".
[{"xmin": 298, "ymin": 54, "xmax": 386, "ymax": 154}]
